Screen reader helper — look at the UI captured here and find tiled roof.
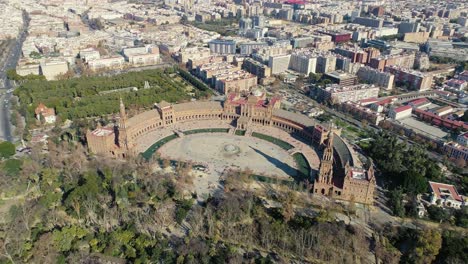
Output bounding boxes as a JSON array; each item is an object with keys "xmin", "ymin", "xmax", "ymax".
[
  {"xmin": 429, "ymin": 181, "xmax": 463, "ymax": 202},
  {"xmin": 393, "ymin": 105, "xmax": 412, "ymax": 113}
]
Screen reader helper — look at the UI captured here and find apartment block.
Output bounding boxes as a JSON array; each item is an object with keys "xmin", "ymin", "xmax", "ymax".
[
  {"xmin": 242, "ymin": 58, "xmax": 271, "ymax": 79},
  {"xmin": 214, "ymin": 70, "xmax": 257, "ymax": 94},
  {"xmin": 88, "ymin": 56, "xmax": 125, "ymax": 71},
  {"xmin": 353, "ymin": 17, "xmax": 384, "ymax": 28},
  {"xmin": 334, "ymin": 46, "xmax": 380, "ymax": 64},
  {"xmin": 268, "ymin": 54, "xmax": 291, "ymax": 74},
  {"xmin": 369, "ymin": 53, "xmax": 416, "ymax": 72},
  {"xmin": 79, "ymin": 48, "xmax": 101, "ymax": 62},
  {"xmin": 324, "ymin": 71, "xmax": 358, "ymax": 86},
  {"xmin": 340, "ymin": 101, "xmax": 384, "ymax": 125},
  {"xmin": 403, "ymin": 32, "xmax": 430, "ymax": 44},
  {"xmin": 178, "ymin": 47, "xmax": 212, "ymax": 64},
  {"xmin": 316, "ymin": 55, "xmax": 337, "ymax": 74},
  {"xmin": 208, "ymin": 39, "xmax": 236, "ymax": 54},
  {"xmin": 195, "ymin": 61, "xmax": 240, "ymax": 84},
  {"xmin": 16, "ymin": 63, "xmax": 40, "ymax": 76},
  {"xmin": 239, "ymin": 42, "xmax": 268, "ymax": 55},
  {"xmin": 289, "ymin": 51, "xmax": 318, "ymax": 75},
  {"xmin": 187, "ymin": 56, "xmax": 225, "ymax": 70},
  {"xmin": 357, "ymin": 66, "xmax": 394, "ymax": 90},
  {"xmin": 384, "ymin": 65, "xmax": 433, "ymax": 91},
  {"xmin": 40, "ymin": 60, "xmax": 69, "ymax": 80},
  {"xmin": 315, "ymin": 84, "xmax": 380, "ymax": 104}
]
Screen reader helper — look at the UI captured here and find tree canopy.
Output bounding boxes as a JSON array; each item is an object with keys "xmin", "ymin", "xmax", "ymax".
[
  {"xmin": 14, "ymin": 68, "xmax": 211, "ymax": 127},
  {"xmin": 0, "ymin": 141, "xmax": 15, "ymax": 159},
  {"xmin": 362, "ymin": 130, "xmax": 441, "ymax": 194}
]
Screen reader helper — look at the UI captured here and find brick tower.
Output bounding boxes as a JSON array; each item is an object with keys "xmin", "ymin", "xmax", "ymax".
[{"xmin": 314, "ymin": 131, "xmax": 335, "ymax": 196}]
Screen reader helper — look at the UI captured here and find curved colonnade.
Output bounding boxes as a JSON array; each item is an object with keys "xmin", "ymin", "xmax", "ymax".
[{"xmin": 122, "ymin": 101, "xmax": 354, "ymax": 174}]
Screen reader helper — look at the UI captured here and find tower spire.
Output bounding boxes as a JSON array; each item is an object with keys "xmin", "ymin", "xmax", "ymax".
[
  {"xmin": 118, "ymin": 97, "xmax": 129, "ymax": 151},
  {"xmin": 119, "ymin": 97, "xmax": 127, "ymax": 125},
  {"xmin": 317, "ymin": 131, "xmax": 334, "ymax": 185}
]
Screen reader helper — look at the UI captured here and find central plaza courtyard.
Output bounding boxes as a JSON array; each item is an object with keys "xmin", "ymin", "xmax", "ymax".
[
  {"xmin": 137, "ymin": 120, "xmax": 322, "ymax": 198},
  {"xmin": 158, "ymin": 133, "xmax": 298, "ymax": 179}
]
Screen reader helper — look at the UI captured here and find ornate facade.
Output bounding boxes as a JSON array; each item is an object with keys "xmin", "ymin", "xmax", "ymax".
[
  {"xmin": 87, "ymin": 92, "xmax": 320, "ymax": 157},
  {"xmin": 86, "ymin": 92, "xmax": 376, "ymax": 204},
  {"xmin": 314, "ymin": 131, "xmax": 376, "ymax": 204}
]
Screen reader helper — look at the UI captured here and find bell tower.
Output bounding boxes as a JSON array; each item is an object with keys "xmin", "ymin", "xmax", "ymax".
[
  {"xmin": 118, "ymin": 98, "xmax": 129, "ymax": 151},
  {"xmin": 314, "ymin": 131, "xmax": 335, "ymax": 195}
]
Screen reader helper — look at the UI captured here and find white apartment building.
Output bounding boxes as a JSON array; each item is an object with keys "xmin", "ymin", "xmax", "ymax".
[
  {"xmin": 40, "ymin": 60, "xmax": 69, "ymax": 80},
  {"xmin": 16, "ymin": 63, "xmax": 40, "ymax": 76},
  {"xmin": 79, "ymin": 48, "xmax": 101, "ymax": 62},
  {"xmin": 128, "ymin": 53, "xmax": 161, "ymax": 66},
  {"xmin": 268, "ymin": 54, "xmax": 291, "ymax": 74},
  {"xmin": 88, "ymin": 56, "xmax": 125, "ymax": 71},
  {"xmin": 289, "ymin": 52, "xmax": 318, "ymax": 75}
]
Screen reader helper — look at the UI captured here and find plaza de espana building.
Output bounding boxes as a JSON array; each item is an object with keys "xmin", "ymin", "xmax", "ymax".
[{"xmin": 87, "ymin": 91, "xmax": 375, "ymax": 204}]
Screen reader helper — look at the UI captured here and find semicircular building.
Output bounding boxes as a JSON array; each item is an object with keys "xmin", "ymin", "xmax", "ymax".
[{"xmin": 86, "ymin": 92, "xmax": 375, "ymax": 204}]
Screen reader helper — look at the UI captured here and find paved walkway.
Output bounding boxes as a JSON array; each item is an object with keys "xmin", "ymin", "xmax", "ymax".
[
  {"xmin": 250, "ymin": 124, "xmax": 321, "ymax": 172},
  {"xmin": 135, "ymin": 119, "xmax": 321, "ymax": 173}
]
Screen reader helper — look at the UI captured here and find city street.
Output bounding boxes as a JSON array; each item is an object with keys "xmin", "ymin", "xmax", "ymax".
[{"xmin": 0, "ymin": 13, "xmax": 27, "ymax": 142}]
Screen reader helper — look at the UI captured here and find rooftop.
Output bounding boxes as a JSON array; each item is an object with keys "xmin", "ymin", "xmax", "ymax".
[
  {"xmin": 392, "ymin": 105, "xmax": 412, "ymax": 113},
  {"xmin": 91, "ymin": 127, "xmax": 114, "ymax": 137},
  {"xmin": 407, "ymin": 98, "xmax": 429, "ymax": 106},
  {"xmin": 429, "ymin": 181, "xmax": 464, "ymax": 202},
  {"xmin": 273, "ymin": 109, "xmax": 316, "ymax": 127}
]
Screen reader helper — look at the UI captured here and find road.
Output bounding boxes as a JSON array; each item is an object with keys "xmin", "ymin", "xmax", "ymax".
[{"xmin": 0, "ymin": 12, "xmax": 27, "ymax": 142}]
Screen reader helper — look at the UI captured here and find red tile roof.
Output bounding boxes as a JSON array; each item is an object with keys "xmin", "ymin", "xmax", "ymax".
[
  {"xmin": 393, "ymin": 105, "xmax": 412, "ymax": 113},
  {"xmin": 407, "ymin": 98, "xmax": 429, "ymax": 106},
  {"xmin": 429, "ymin": 181, "xmax": 463, "ymax": 202},
  {"xmin": 35, "ymin": 103, "xmax": 56, "ymax": 117}
]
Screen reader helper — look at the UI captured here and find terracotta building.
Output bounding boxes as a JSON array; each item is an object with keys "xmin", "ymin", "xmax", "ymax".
[
  {"xmin": 314, "ymin": 131, "xmax": 376, "ymax": 204},
  {"xmin": 87, "ymin": 94, "xmax": 376, "ymax": 204},
  {"xmin": 369, "ymin": 53, "xmax": 416, "ymax": 72},
  {"xmin": 35, "ymin": 103, "xmax": 56, "ymax": 124}
]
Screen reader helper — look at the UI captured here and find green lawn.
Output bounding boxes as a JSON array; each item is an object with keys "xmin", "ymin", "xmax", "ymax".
[
  {"xmin": 292, "ymin": 153, "xmax": 311, "ymax": 182},
  {"xmin": 184, "ymin": 128, "xmax": 229, "ymax": 135},
  {"xmin": 141, "ymin": 134, "xmax": 178, "ymax": 160},
  {"xmin": 251, "ymin": 132, "xmax": 294, "ymax": 150},
  {"xmin": 235, "ymin": 130, "xmax": 246, "ymax": 136}
]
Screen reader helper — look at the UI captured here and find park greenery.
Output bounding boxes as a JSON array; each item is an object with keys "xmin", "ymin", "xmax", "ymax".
[
  {"xmin": 378, "ymin": 34, "xmax": 404, "ymax": 41},
  {"xmin": 251, "ymin": 132, "xmax": 294, "ymax": 150},
  {"xmin": 0, "ymin": 136, "xmax": 465, "ymax": 263},
  {"xmin": 13, "ymin": 67, "xmax": 211, "ymax": 129},
  {"xmin": 361, "ymin": 130, "xmax": 442, "ymax": 195},
  {"xmin": 2, "ymin": 58, "xmax": 466, "ymax": 262},
  {"xmin": 0, "ymin": 140, "xmax": 383, "ymax": 263},
  {"xmin": 0, "ymin": 141, "xmax": 16, "ymax": 159},
  {"xmin": 183, "ymin": 128, "xmax": 229, "ymax": 135},
  {"xmin": 185, "ymin": 18, "xmax": 239, "ymax": 37},
  {"xmin": 308, "ymin": 72, "xmax": 333, "ymax": 87},
  {"xmin": 429, "ymin": 56, "xmax": 468, "ymax": 72},
  {"xmin": 6, "ymin": 69, "xmax": 46, "ymax": 82},
  {"xmin": 361, "ymin": 131, "xmax": 468, "ymax": 227}
]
